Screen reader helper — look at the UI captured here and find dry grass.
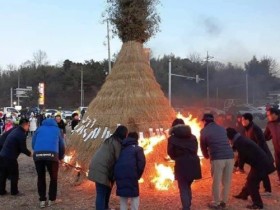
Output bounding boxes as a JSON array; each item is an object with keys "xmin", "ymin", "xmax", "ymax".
[{"xmin": 67, "ymin": 41, "xmax": 176, "ymax": 175}]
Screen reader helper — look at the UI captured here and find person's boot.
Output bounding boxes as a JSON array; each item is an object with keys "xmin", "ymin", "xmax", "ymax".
[
  {"xmin": 11, "ymin": 191, "xmax": 24, "ymax": 196},
  {"xmin": 219, "ymin": 202, "xmax": 227, "ymax": 209},
  {"xmin": 261, "ymin": 191, "xmax": 272, "ymax": 196},
  {"xmin": 40, "ymin": 201, "xmax": 46, "ymax": 208},
  {"xmin": 233, "ymin": 193, "xmax": 248, "ymax": 200},
  {"xmin": 0, "ymin": 190, "xmax": 8, "ymax": 196},
  {"xmin": 48, "ymin": 199, "xmax": 62, "ymax": 207},
  {"xmin": 246, "ymin": 204, "xmax": 263, "ymax": 209}
]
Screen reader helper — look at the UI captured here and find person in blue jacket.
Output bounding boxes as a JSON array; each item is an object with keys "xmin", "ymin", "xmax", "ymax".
[
  {"xmin": 32, "ymin": 118, "xmax": 65, "ymax": 208},
  {"xmin": 114, "ymin": 132, "xmax": 146, "ymax": 210}
]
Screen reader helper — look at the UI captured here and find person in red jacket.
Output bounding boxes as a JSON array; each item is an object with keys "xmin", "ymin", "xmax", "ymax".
[
  {"xmin": 242, "ymin": 113, "xmax": 273, "ymax": 195},
  {"xmin": 264, "ymin": 108, "xmax": 280, "ymax": 185}
]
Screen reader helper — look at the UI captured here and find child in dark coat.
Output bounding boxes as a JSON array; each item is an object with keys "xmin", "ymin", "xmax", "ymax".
[{"xmin": 114, "ymin": 132, "xmax": 146, "ymax": 210}]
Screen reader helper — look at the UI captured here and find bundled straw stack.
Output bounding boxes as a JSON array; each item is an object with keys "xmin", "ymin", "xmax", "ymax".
[{"xmin": 67, "ymin": 41, "xmax": 176, "ymax": 176}]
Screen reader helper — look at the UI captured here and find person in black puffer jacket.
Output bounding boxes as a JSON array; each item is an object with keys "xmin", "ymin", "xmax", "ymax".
[
  {"xmin": 168, "ymin": 118, "xmax": 202, "ymax": 210},
  {"xmin": 114, "ymin": 132, "xmax": 146, "ymax": 210}
]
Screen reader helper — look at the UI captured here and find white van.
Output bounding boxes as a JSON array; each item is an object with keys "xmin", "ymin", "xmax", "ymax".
[{"xmin": 3, "ymin": 107, "xmax": 20, "ymax": 118}]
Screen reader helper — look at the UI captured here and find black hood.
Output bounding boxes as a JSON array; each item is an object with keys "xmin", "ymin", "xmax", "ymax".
[
  {"xmin": 169, "ymin": 125, "xmax": 192, "ymax": 138},
  {"xmin": 122, "ymin": 137, "xmax": 138, "ymax": 147},
  {"xmin": 169, "ymin": 125, "xmax": 197, "ymax": 152}
]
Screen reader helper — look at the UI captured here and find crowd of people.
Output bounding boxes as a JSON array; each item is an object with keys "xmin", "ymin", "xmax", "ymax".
[
  {"xmin": 88, "ymin": 107, "xmax": 280, "ymax": 210},
  {"xmin": 0, "ymin": 111, "xmax": 81, "ymax": 208},
  {"xmin": 0, "ymin": 107, "xmax": 280, "ymax": 210}
]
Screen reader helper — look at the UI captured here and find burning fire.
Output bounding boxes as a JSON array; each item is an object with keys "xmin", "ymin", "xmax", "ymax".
[
  {"xmin": 151, "ymin": 164, "xmax": 175, "ymax": 190},
  {"xmin": 139, "ymin": 135, "xmax": 166, "ymax": 155},
  {"xmin": 143, "ymin": 113, "xmax": 203, "ymax": 190},
  {"xmin": 75, "ymin": 161, "xmax": 82, "ymax": 172},
  {"xmin": 138, "ymin": 178, "xmax": 144, "ymax": 183},
  {"xmin": 176, "ymin": 113, "xmax": 204, "ymax": 158},
  {"xmin": 62, "ymin": 113, "xmax": 203, "ymax": 191},
  {"xmin": 63, "ymin": 155, "xmax": 73, "ymax": 164}
]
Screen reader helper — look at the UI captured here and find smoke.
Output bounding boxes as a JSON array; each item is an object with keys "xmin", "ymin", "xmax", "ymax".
[{"xmin": 202, "ymin": 17, "xmax": 222, "ymax": 36}]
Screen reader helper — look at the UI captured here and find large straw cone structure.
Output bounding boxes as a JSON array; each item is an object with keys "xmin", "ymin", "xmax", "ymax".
[{"xmin": 67, "ymin": 41, "xmax": 176, "ymax": 180}]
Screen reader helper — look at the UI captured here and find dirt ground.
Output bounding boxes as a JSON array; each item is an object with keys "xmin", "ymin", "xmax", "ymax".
[{"xmin": 1, "ymin": 139, "xmax": 280, "ymax": 210}]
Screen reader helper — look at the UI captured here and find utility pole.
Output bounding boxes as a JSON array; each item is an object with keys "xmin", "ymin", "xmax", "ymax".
[
  {"xmin": 81, "ymin": 67, "xmax": 84, "ymax": 107},
  {"xmin": 17, "ymin": 70, "xmax": 20, "ymax": 106},
  {"xmin": 10, "ymin": 88, "xmax": 13, "ymax": 107},
  {"xmin": 168, "ymin": 58, "xmax": 204, "ymax": 107},
  {"xmin": 168, "ymin": 58, "xmax": 172, "ymax": 106},
  {"xmin": 216, "ymin": 87, "xmax": 219, "ymax": 108},
  {"xmin": 246, "ymin": 73, "xmax": 249, "ymax": 104},
  {"xmin": 107, "ymin": 0, "xmax": 112, "ymax": 74},
  {"xmin": 206, "ymin": 51, "xmax": 214, "ymax": 106}
]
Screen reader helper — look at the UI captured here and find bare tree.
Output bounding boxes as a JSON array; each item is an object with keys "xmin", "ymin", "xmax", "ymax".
[
  {"xmin": 20, "ymin": 60, "xmax": 35, "ymax": 69},
  {"xmin": 188, "ymin": 52, "xmax": 202, "ymax": 63},
  {"xmin": 33, "ymin": 50, "xmax": 48, "ymax": 68},
  {"xmin": 6, "ymin": 64, "xmax": 17, "ymax": 71},
  {"xmin": 261, "ymin": 56, "xmax": 279, "ymax": 77}
]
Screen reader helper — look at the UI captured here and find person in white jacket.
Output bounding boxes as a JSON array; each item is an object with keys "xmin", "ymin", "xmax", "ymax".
[{"xmin": 29, "ymin": 113, "xmax": 37, "ymax": 136}]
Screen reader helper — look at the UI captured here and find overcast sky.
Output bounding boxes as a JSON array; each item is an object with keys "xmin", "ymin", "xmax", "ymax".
[{"xmin": 1, "ymin": 0, "xmax": 280, "ymax": 68}]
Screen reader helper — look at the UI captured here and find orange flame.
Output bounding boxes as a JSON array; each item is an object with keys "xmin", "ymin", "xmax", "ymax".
[
  {"xmin": 148, "ymin": 113, "xmax": 203, "ymax": 190},
  {"xmin": 138, "ymin": 178, "xmax": 144, "ymax": 183},
  {"xmin": 63, "ymin": 155, "xmax": 73, "ymax": 164},
  {"xmin": 75, "ymin": 161, "xmax": 81, "ymax": 172},
  {"xmin": 151, "ymin": 164, "xmax": 175, "ymax": 190},
  {"xmin": 139, "ymin": 135, "xmax": 166, "ymax": 155},
  {"xmin": 176, "ymin": 112, "xmax": 204, "ymax": 158}
]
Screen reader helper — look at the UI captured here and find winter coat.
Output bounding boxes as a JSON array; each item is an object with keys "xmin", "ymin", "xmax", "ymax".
[
  {"xmin": 57, "ymin": 120, "xmax": 66, "ymax": 135},
  {"xmin": 168, "ymin": 125, "xmax": 202, "ymax": 181},
  {"xmin": 264, "ymin": 119, "xmax": 280, "ymax": 152},
  {"xmin": 0, "ymin": 127, "xmax": 17, "ymax": 151},
  {"xmin": 0, "ymin": 126, "xmax": 31, "ymax": 159},
  {"xmin": 4, "ymin": 122, "xmax": 13, "ymax": 132},
  {"xmin": 29, "ymin": 117, "xmax": 37, "ymax": 132},
  {"xmin": 200, "ymin": 122, "xmax": 234, "ymax": 160},
  {"xmin": 88, "ymin": 135, "xmax": 122, "ymax": 187},
  {"xmin": 244, "ymin": 122, "xmax": 274, "ymax": 163},
  {"xmin": 232, "ymin": 134, "xmax": 275, "ymax": 176},
  {"xmin": 37, "ymin": 114, "xmax": 46, "ymax": 126},
  {"xmin": 114, "ymin": 137, "xmax": 146, "ymax": 197},
  {"xmin": 32, "ymin": 119, "xmax": 65, "ymax": 162},
  {"xmin": 71, "ymin": 119, "xmax": 79, "ymax": 131}
]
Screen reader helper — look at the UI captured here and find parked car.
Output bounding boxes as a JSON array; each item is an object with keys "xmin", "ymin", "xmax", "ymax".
[
  {"xmin": 1, "ymin": 107, "xmax": 20, "ymax": 118},
  {"xmin": 62, "ymin": 110, "xmax": 73, "ymax": 120},
  {"xmin": 228, "ymin": 105, "xmax": 266, "ymax": 120},
  {"xmin": 257, "ymin": 106, "xmax": 267, "ymax": 114},
  {"xmin": 44, "ymin": 109, "xmax": 58, "ymax": 117},
  {"xmin": 204, "ymin": 107, "xmax": 225, "ymax": 116}
]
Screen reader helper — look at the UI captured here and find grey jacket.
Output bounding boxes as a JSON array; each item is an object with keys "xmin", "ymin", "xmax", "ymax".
[
  {"xmin": 200, "ymin": 122, "xmax": 234, "ymax": 160},
  {"xmin": 88, "ymin": 136, "xmax": 122, "ymax": 187}
]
